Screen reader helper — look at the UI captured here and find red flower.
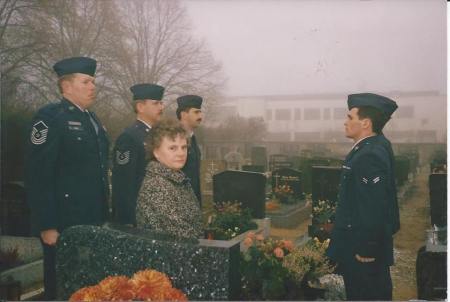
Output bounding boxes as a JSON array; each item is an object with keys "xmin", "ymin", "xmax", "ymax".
[{"xmin": 273, "ymin": 247, "xmax": 285, "ymax": 258}]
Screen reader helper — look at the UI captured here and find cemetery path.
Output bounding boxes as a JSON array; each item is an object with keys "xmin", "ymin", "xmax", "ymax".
[
  {"xmin": 269, "ymin": 218, "xmax": 310, "ymax": 242},
  {"xmin": 391, "ymin": 168, "xmax": 430, "ymax": 300}
]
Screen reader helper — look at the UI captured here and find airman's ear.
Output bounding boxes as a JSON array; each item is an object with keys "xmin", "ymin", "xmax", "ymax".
[{"xmin": 361, "ymin": 117, "xmax": 372, "ymax": 130}]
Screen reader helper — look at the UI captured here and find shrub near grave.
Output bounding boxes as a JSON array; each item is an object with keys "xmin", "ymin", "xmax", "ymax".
[{"xmin": 205, "ymin": 202, "xmax": 257, "ymax": 240}]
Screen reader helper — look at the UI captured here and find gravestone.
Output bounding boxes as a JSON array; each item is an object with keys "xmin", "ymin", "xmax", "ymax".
[
  {"xmin": 200, "ymin": 160, "xmax": 226, "ymax": 196},
  {"xmin": 0, "ymin": 182, "xmax": 31, "ymax": 236},
  {"xmin": 271, "ymin": 168, "xmax": 303, "ymax": 198},
  {"xmin": 251, "ymin": 146, "xmax": 267, "ymax": 170},
  {"xmin": 296, "ymin": 157, "xmax": 336, "ymax": 194},
  {"xmin": 56, "ymin": 225, "xmax": 241, "ymax": 300},
  {"xmin": 269, "ymin": 154, "xmax": 292, "ymax": 171},
  {"xmin": 416, "ymin": 246, "xmax": 447, "ymax": 300},
  {"xmin": 429, "ymin": 173, "xmax": 447, "ymax": 228},
  {"xmin": 395, "ymin": 156, "xmax": 410, "ymax": 186},
  {"xmin": 309, "ymin": 166, "xmax": 341, "ymax": 239},
  {"xmin": 311, "ymin": 166, "xmax": 341, "ymax": 203},
  {"xmin": 430, "ymin": 150, "xmax": 447, "ymax": 173},
  {"xmin": 242, "ymin": 165, "xmax": 265, "ymax": 173},
  {"xmin": 224, "ymin": 151, "xmax": 244, "ymax": 170},
  {"xmin": 213, "ymin": 171, "xmax": 265, "ymax": 219}
]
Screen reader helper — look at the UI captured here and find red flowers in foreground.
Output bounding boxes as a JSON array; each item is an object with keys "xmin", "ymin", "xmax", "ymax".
[{"xmin": 69, "ymin": 269, "xmax": 188, "ymax": 301}]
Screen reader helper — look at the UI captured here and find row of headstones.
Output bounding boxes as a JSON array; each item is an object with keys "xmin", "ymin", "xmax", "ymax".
[{"xmin": 415, "ymin": 158, "xmax": 447, "ymax": 301}]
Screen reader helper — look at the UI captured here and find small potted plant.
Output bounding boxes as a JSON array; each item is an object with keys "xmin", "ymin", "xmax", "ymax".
[{"xmin": 312, "ymin": 200, "xmax": 337, "ymax": 234}]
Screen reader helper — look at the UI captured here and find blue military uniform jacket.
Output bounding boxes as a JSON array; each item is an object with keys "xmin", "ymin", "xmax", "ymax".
[
  {"xmin": 327, "ymin": 135, "xmax": 400, "ymax": 266},
  {"xmin": 182, "ymin": 134, "xmax": 202, "ymax": 206},
  {"xmin": 112, "ymin": 120, "xmax": 151, "ymax": 225},
  {"xmin": 25, "ymin": 98, "xmax": 110, "ymax": 233}
]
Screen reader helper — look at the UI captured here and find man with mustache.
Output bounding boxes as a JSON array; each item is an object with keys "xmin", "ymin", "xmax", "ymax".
[
  {"xmin": 112, "ymin": 83, "xmax": 165, "ymax": 226},
  {"xmin": 176, "ymin": 95, "xmax": 204, "ymax": 205},
  {"xmin": 326, "ymin": 93, "xmax": 400, "ymax": 301},
  {"xmin": 25, "ymin": 56, "xmax": 110, "ymax": 300}
]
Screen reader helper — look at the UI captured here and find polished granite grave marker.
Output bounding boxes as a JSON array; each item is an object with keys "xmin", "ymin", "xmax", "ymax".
[
  {"xmin": 56, "ymin": 225, "xmax": 240, "ymax": 300},
  {"xmin": 213, "ymin": 170, "xmax": 265, "ymax": 219}
]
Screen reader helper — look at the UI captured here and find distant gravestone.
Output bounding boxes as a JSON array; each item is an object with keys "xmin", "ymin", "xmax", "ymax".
[
  {"xmin": 251, "ymin": 146, "xmax": 267, "ymax": 170},
  {"xmin": 200, "ymin": 160, "xmax": 226, "ymax": 196},
  {"xmin": 242, "ymin": 165, "xmax": 265, "ymax": 173},
  {"xmin": 311, "ymin": 166, "xmax": 341, "ymax": 203},
  {"xmin": 271, "ymin": 168, "xmax": 303, "ymax": 198},
  {"xmin": 395, "ymin": 156, "xmax": 410, "ymax": 186},
  {"xmin": 213, "ymin": 170, "xmax": 265, "ymax": 218},
  {"xmin": 269, "ymin": 154, "xmax": 292, "ymax": 171},
  {"xmin": 0, "ymin": 182, "xmax": 31, "ymax": 236},
  {"xmin": 429, "ymin": 173, "xmax": 447, "ymax": 228},
  {"xmin": 56, "ymin": 225, "xmax": 241, "ymax": 300}
]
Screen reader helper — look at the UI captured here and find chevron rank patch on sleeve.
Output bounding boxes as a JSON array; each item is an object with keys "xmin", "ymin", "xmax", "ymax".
[
  {"xmin": 116, "ymin": 150, "xmax": 130, "ymax": 165},
  {"xmin": 31, "ymin": 121, "xmax": 49, "ymax": 145}
]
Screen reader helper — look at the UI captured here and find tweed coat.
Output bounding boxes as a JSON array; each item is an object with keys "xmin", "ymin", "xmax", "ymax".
[{"xmin": 136, "ymin": 160, "xmax": 203, "ymax": 239}]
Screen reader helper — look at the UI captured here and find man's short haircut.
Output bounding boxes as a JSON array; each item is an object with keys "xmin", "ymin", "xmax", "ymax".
[
  {"xmin": 356, "ymin": 106, "xmax": 390, "ymax": 134},
  {"xmin": 176, "ymin": 106, "xmax": 191, "ymax": 120},
  {"xmin": 133, "ymin": 100, "xmax": 146, "ymax": 114},
  {"xmin": 57, "ymin": 74, "xmax": 76, "ymax": 94}
]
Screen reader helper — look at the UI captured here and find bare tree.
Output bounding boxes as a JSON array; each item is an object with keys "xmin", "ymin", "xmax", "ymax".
[{"xmin": 103, "ymin": 0, "xmax": 225, "ymax": 112}]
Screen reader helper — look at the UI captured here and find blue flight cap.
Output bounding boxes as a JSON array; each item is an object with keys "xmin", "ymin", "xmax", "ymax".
[
  {"xmin": 53, "ymin": 56, "xmax": 97, "ymax": 77},
  {"xmin": 130, "ymin": 83, "xmax": 165, "ymax": 101},
  {"xmin": 176, "ymin": 95, "xmax": 203, "ymax": 110},
  {"xmin": 348, "ymin": 93, "xmax": 398, "ymax": 118}
]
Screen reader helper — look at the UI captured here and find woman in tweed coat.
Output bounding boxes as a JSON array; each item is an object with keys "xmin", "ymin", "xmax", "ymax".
[{"xmin": 136, "ymin": 118, "xmax": 203, "ymax": 239}]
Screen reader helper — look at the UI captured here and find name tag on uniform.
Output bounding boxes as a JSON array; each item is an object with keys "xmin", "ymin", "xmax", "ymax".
[
  {"xmin": 342, "ymin": 165, "xmax": 351, "ymax": 170},
  {"xmin": 68, "ymin": 121, "xmax": 84, "ymax": 131}
]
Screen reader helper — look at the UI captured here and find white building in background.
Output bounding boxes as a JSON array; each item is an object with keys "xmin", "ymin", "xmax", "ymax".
[{"xmin": 212, "ymin": 91, "xmax": 446, "ymax": 143}]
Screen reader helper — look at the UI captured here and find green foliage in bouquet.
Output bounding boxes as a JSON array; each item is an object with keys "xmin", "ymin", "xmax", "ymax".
[
  {"xmin": 206, "ymin": 201, "xmax": 257, "ymax": 240},
  {"xmin": 240, "ymin": 234, "xmax": 296, "ymax": 300},
  {"xmin": 312, "ymin": 199, "xmax": 337, "ymax": 224},
  {"xmin": 282, "ymin": 237, "xmax": 335, "ymax": 284}
]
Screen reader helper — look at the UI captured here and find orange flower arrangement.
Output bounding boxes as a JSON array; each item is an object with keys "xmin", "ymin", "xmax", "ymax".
[
  {"xmin": 265, "ymin": 200, "xmax": 280, "ymax": 211},
  {"xmin": 69, "ymin": 269, "xmax": 188, "ymax": 302}
]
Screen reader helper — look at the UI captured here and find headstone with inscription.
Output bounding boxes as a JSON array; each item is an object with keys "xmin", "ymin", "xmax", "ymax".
[
  {"xmin": 271, "ymin": 168, "xmax": 303, "ymax": 198},
  {"xmin": 269, "ymin": 154, "xmax": 292, "ymax": 171}
]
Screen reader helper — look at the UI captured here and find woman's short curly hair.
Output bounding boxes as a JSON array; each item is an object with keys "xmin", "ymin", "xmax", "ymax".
[{"xmin": 145, "ymin": 118, "xmax": 189, "ymax": 161}]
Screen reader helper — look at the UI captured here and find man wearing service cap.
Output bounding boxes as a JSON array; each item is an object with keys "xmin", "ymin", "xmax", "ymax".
[
  {"xmin": 25, "ymin": 56, "xmax": 110, "ymax": 300},
  {"xmin": 112, "ymin": 83, "xmax": 165, "ymax": 226},
  {"xmin": 326, "ymin": 93, "xmax": 400, "ymax": 301},
  {"xmin": 176, "ymin": 95, "xmax": 203, "ymax": 205}
]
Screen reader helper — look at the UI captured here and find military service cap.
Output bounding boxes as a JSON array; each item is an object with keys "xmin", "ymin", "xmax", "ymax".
[
  {"xmin": 130, "ymin": 83, "xmax": 165, "ymax": 101},
  {"xmin": 53, "ymin": 56, "xmax": 97, "ymax": 77},
  {"xmin": 348, "ymin": 93, "xmax": 398, "ymax": 118},
  {"xmin": 176, "ymin": 95, "xmax": 203, "ymax": 110}
]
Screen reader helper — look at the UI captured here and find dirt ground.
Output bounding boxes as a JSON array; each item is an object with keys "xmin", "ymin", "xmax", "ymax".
[{"xmin": 269, "ymin": 167, "xmax": 433, "ymax": 300}]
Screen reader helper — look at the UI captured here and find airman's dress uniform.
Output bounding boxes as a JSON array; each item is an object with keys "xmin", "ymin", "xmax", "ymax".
[
  {"xmin": 177, "ymin": 95, "xmax": 203, "ymax": 205},
  {"xmin": 112, "ymin": 84, "xmax": 165, "ymax": 225},
  {"xmin": 326, "ymin": 93, "xmax": 400, "ymax": 301},
  {"xmin": 24, "ymin": 57, "xmax": 109, "ymax": 300}
]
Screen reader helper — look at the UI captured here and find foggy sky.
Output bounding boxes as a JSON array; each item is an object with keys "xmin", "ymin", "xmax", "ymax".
[{"xmin": 184, "ymin": 0, "xmax": 446, "ymax": 97}]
